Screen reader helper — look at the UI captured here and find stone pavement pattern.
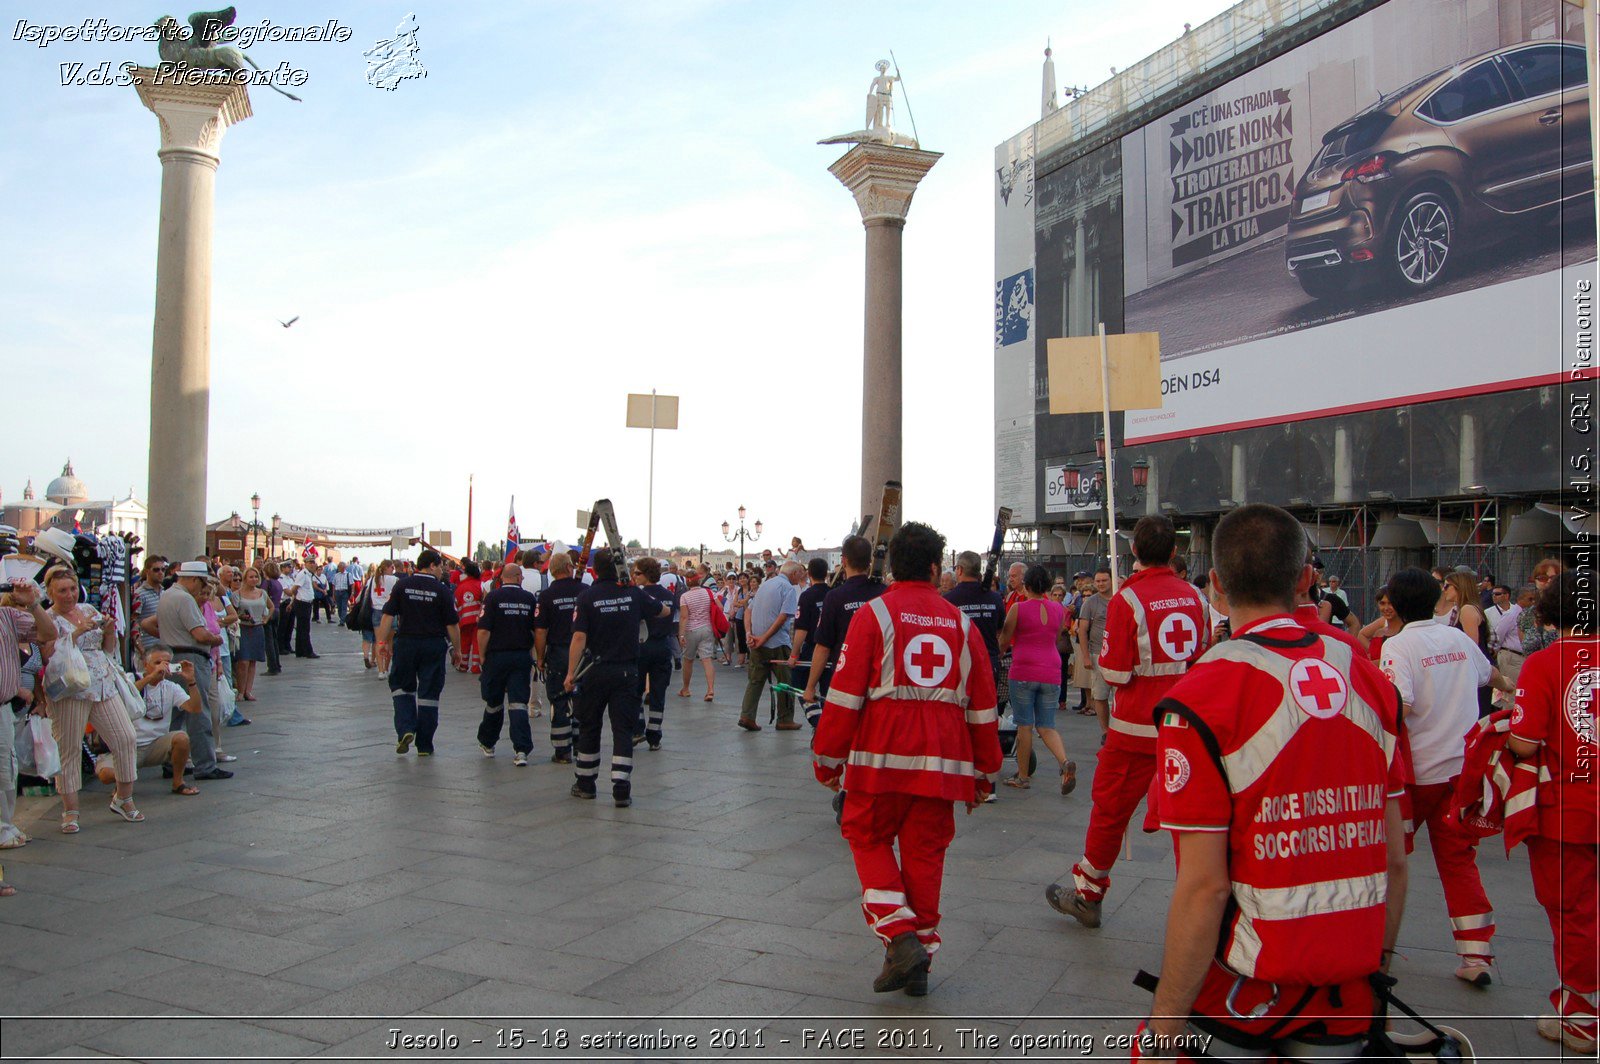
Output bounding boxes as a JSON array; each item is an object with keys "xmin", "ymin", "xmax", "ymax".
[{"xmin": 0, "ymin": 626, "xmax": 1557, "ymax": 1061}]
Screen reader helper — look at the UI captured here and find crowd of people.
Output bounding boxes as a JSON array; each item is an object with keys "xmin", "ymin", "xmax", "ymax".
[{"xmin": 0, "ymin": 515, "xmax": 1592, "ymax": 1056}]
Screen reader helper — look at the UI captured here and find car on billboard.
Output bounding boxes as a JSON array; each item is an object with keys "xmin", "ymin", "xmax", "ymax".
[{"xmin": 1285, "ymin": 41, "xmax": 1590, "ymax": 300}]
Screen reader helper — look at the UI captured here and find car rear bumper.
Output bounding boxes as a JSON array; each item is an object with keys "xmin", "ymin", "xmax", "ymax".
[{"xmin": 1285, "ymin": 205, "xmax": 1376, "ymax": 270}]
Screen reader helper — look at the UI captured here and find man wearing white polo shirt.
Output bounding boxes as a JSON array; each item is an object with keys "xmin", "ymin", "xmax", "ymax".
[{"xmin": 1380, "ymin": 566, "xmax": 1498, "ymax": 987}]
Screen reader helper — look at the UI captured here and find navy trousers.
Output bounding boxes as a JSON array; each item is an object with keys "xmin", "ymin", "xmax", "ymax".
[
  {"xmin": 635, "ymin": 637, "xmax": 672, "ymax": 745},
  {"xmin": 574, "ymin": 661, "xmax": 639, "ymax": 798},
  {"xmin": 390, "ymin": 636, "xmax": 447, "ymax": 752},
  {"xmin": 478, "ymin": 648, "xmax": 533, "ymax": 754}
]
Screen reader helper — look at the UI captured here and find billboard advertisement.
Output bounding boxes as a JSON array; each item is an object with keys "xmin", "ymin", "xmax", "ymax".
[
  {"xmin": 995, "ymin": 128, "xmax": 1039, "ymax": 523},
  {"xmin": 1118, "ymin": 0, "xmax": 1593, "ymax": 445}
]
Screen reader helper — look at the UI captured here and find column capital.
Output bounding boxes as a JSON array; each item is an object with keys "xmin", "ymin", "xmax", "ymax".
[
  {"xmin": 828, "ymin": 143, "xmax": 942, "ymax": 226},
  {"xmin": 131, "ymin": 66, "xmax": 252, "ymax": 160}
]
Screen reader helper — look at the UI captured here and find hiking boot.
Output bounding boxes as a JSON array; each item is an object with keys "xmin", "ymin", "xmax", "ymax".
[
  {"xmin": 569, "ymin": 783, "xmax": 595, "ymax": 800},
  {"xmin": 551, "ymin": 752, "xmax": 572, "ymax": 764},
  {"xmin": 1045, "ymin": 882, "xmax": 1101, "ymax": 928},
  {"xmin": 904, "ymin": 959, "xmax": 930, "ymax": 997},
  {"xmin": 872, "ymin": 932, "xmax": 929, "ymax": 993}
]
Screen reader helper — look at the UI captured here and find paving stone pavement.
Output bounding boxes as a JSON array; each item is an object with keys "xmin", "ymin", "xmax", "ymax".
[{"xmin": 0, "ymin": 625, "xmax": 1561, "ymax": 1061}]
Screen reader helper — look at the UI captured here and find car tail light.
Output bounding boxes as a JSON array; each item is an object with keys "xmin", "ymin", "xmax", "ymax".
[{"xmin": 1342, "ymin": 153, "xmax": 1392, "ymax": 183}]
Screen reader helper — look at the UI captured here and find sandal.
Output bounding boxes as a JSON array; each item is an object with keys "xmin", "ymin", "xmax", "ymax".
[
  {"xmin": 109, "ymin": 796, "xmax": 145, "ymax": 823},
  {"xmin": 704, "ymin": 693, "xmax": 716, "ymax": 702},
  {"xmin": 0, "ymin": 881, "xmax": 15, "ymax": 897},
  {"xmin": 677, "ymin": 689, "xmax": 690, "ymax": 698},
  {"xmin": 171, "ymin": 783, "xmax": 200, "ymax": 796},
  {"xmin": 60, "ymin": 811, "xmax": 81, "ymax": 834},
  {"xmin": 1003, "ymin": 776, "xmax": 1031, "ymax": 789}
]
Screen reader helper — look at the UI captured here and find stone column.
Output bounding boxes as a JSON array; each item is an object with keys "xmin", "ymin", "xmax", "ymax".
[
  {"xmin": 132, "ymin": 68, "xmax": 252, "ymax": 561},
  {"xmin": 828, "ymin": 143, "xmax": 941, "ymax": 518}
]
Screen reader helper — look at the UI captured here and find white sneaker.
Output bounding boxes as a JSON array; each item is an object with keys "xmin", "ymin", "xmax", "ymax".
[
  {"xmin": 513, "ymin": 752, "xmax": 529, "ymax": 767},
  {"xmin": 478, "ymin": 744, "xmax": 494, "ymax": 758},
  {"xmin": 377, "ymin": 669, "xmax": 388, "ymax": 679}
]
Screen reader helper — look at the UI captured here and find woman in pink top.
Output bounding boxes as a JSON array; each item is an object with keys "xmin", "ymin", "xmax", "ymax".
[{"xmin": 998, "ymin": 565, "xmax": 1077, "ymax": 794}]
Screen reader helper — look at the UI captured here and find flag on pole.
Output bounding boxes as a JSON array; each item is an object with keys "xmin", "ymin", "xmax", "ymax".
[{"xmin": 504, "ymin": 498, "xmax": 520, "ymax": 562}]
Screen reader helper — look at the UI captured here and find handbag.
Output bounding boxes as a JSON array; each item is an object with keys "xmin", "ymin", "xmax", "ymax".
[
  {"xmin": 108, "ymin": 668, "xmax": 145, "ymax": 723},
  {"xmin": 43, "ymin": 641, "xmax": 92, "ymax": 701},
  {"xmin": 708, "ymin": 591, "xmax": 730, "ymax": 640}
]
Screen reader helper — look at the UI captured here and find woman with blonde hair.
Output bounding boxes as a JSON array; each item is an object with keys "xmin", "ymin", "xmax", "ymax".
[
  {"xmin": 1441, "ymin": 570, "xmax": 1495, "ymax": 716},
  {"xmin": 234, "ymin": 566, "xmax": 272, "ymax": 701},
  {"xmin": 43, "ymin": 569, "xmax": 141, "ymax": 832}
]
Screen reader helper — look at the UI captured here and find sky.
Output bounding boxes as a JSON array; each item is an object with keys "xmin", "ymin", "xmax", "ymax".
[{"xmin": 0, "ymin": 0, "xmax": 1235, "ymax": 555}]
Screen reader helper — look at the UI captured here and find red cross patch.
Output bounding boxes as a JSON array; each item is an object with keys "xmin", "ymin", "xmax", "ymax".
[
  {"xmin": 903, "ymin": 634, "xmax": 952, "ymax": 687},
  {"xmin": 1157, "ymin": 612, "xmax": 1200, "ymax": 660},
  {"xmin": 1288, "ymin": 658, "xmax": 1347, "ymax": 719},
  {"xmin": 1163, "ymin": 748, "xmax": 1191, "ymax": 793}
]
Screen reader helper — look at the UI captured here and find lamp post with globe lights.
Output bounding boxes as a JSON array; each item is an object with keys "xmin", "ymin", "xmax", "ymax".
[{"xmin": 721, "ymin": 506, "xmax": 762, "ymax": 571}]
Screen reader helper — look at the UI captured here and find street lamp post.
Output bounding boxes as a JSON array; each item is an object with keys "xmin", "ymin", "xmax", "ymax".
[
  {"xmin": 721, "ymin": 506, "xmax": 762, "ymax": 570},
  {"xmin": 250, "ymin": 492, "xmax": 261, "ymax": 564}
]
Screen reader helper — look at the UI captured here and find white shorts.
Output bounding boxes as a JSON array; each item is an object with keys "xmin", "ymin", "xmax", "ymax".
[{"xmin": 684, "ymin": 627, "xmax": 717, "ymax": 660}]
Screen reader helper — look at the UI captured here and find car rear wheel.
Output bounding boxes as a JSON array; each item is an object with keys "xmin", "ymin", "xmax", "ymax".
[{"xmin": 1388, "ymin": 192, "xmax": 1455, "ymax": 292}]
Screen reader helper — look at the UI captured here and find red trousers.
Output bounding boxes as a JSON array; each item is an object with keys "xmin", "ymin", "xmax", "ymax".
[
  {"xmin": 1528, "ymin": 835, "xmax": 1599, "ymax": 1019},
  {"xmin": 1071, "ymin": 745, "xmax": 1156, "ymax": 901},
  {"xmin": 1408, "ymin": 781, "xmax": 1495, "ymax": 959},
  {"xmin": 841, "ymin": 791, "xmax": 956, "ymax": 960},
  {"xmin": 458, "ymin": 623, "xmax": 479, "ymax": 671}
]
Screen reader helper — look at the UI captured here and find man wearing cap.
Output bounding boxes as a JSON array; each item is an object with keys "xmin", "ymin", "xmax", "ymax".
[{"xmin": 155, "ymin": 562, "xmax": 230, "ymax": 780}]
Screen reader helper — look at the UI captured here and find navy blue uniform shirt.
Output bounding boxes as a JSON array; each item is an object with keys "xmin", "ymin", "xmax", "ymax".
[
  {"xmin": 796, "ymin": 582, "xmax": 830, "ymax": 659},
  {"xmin": 533, "ymin": 576, "xmax": 585, "ymax": 648},
  {"xmin": 382, "ymin": 573, "xmax": 459, "ymax": 638},
  {"xmin": 574, "ymin": 582, "xmax": 665, "ymax": 662},
  {"xmin": 814, "ymin": 575, "xmax": 887, "ymax": 664},
  {"xmin": 639, "ymin": 583, "xmax": 675, "ymax": 641},
  {"xmin": 944, "ymin": 580, "xmax": 1006, "ymax": 666},
  {"xmin": 479, "ymin": 585, "xmax": 538, "ymax": 653}
]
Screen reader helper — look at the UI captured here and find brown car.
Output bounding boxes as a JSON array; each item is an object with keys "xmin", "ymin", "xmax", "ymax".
[{"xmin": 1286, "ymin": 41, "xmax": 1590, "ymax": 299}]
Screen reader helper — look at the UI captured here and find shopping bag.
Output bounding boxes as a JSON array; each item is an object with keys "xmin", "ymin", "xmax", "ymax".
[
  {"xmin": 109, "ymin": 669, "xmax": 145, "ymax": 723},
  {"xmin": 29, "ymin": 715, "xmax": 61, "ymax": 780},
  {"xmin": 43, "ymin": 642, "xmax": 91, "ymax": 701},
  {"xmin": 13, "ymin": 715, "xmax": 37, "ymax": 776},
  {"xmin": 218, "ymin": 673, "xmax": 238, "ymax": 719}
]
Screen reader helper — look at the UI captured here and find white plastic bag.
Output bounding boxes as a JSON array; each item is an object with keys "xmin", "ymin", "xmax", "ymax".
[
  {"xmin": 29, "ymin": 715, "xmax": 61, "ymax": 780},
  {"xmin": 110, "ymin": 669, "xmax": 145, "ymax": 723},
  {"xmin": 218, "ymin": 673, "xmax": 238, "ymax": 720},
  {"xmin": 43, "ymin": 642, "xmax": 91, "ymax": 702}
]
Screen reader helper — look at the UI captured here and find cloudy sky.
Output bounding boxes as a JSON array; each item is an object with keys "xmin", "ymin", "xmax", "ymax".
[{"xmin": 2, "ymin": 0, "xmax": 1230, "ymax": 554}]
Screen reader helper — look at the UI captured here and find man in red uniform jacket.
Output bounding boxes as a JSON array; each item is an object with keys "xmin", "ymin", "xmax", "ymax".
[
  {"xmin": 1047, "ymin": 515, "xmax": 1208, "ymax": 928},
  {"xmin": 813, "ymin": 521, "xmax": 1002, "ymax": 997},
  {"xmin": 1134, "ymin": 503, "xmax": 1409, "ymax": 1060},
  {"xmin": 453, "ymin": 560, "xmax": 485, "ymax": 674},
  {"xmin": 1508, "ymin": 570, "xmax": 1599, "ymax": 1054}
]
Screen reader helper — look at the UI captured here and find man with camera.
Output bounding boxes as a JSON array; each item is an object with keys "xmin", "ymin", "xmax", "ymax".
[{"xmin": 153, "ymin": 561, "xmax": 230, "ymax": 780}]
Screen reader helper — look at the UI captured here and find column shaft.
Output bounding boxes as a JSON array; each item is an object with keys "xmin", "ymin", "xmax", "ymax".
[
  {"xmin": 862, "ymin": 218, "xmax": 904, "ymax": 518},
  {"xmin": 147, "ymin": 149, "xmax": 219, "ymax": 561}
]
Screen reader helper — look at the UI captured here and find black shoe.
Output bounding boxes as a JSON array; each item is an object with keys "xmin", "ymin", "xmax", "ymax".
[
  {"xmin": 302, "ymin": 653, "xmax": 321, "ymax": 659},
  {"xmin": 1044, "ymin": 882, "xmax": 1102, "ymax": 928},
  {"xmin": 632, "ymin": 731, "xmax": 646, "ymax": 745},
  {"xmin": 397, "ymin": 732, "xmax": 415, "ymax": 755},
  {"xmin": 570, "ymin": 783, "xmax": 595, "ymax": 800},
  {"xmin": 193, "ymin": 768, "xmax": 234, "ymax": 780},
  {"xmin": 905, "ymin": 960, "xmax": 930, "ymax": 997},
  {"xmin": 648, "ymin": 741, "xmax": 661, "ymax": 751},
  {"xmin": 614, "ymin": 794, "xmax": 632, "ymax": 808},
  {"xmin": 832, "ymin": 789, "xmax": 846, "ymax": 825},
  {"xmin": 551, "ymin": 752, "xmax": 572, "ymax": 764},
  {"xmin": 266, "ymin": 669, "xmax": 282, "ymax": 676},
  {"xmin": 873, "ymin": 932, "xmax": 929, "ymax": 993}
]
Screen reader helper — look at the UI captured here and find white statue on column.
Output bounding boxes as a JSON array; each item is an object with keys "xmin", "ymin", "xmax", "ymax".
[{"xmin": 820, "ymin": 58, "xmax": 919, "ymax": 149}]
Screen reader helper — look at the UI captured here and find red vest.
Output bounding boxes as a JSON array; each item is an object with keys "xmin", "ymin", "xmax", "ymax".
[
  {"xmin": 813, "ymin": 582, "xmax": 1004, "ymax": 802},
  {"xmin": 454, "ymin": 578, "xmax": 484, "ymax": 626},
  {"xmin": 1098, "ymin": 566, "xmax": 1209, "ymax": 751},
  {"xmin": 1156, "ymin": 617, "xmax": 1405, "ymax": 985}
]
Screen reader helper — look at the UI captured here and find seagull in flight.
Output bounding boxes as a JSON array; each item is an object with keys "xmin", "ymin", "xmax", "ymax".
[{"xmin": 278, "ymin": 316, "xmax": 300, "ymax": 328}]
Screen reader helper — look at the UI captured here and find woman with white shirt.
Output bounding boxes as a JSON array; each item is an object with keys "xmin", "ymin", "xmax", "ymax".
[
  {"xmin": 364, "ymin": 560, "xmax": 399, "ymax": 677},
  {"xmin": 1381, "ymin": 567, "xmax": 1499, "ymax": 986},
  {"xmin": 43, "ymin": 568, "xmax": 141, "ymax": 832}
]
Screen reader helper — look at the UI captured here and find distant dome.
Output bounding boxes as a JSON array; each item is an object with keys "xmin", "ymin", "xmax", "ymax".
[{"xmin": 45, "ymin": 459, "xmax": 87, "ymax": 505}]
